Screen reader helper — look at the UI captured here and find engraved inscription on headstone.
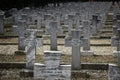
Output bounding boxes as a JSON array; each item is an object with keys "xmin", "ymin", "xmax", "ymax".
[{"xmin": 34, "ymin": 51, "xmax": 71, "ymax": 80}]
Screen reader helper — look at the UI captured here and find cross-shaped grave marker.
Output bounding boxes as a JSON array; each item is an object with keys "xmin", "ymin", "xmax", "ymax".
[
  {"xmin": 24, "ymin": 29, "xmax": 43, "ymax": 69},
  {"xmin": 65, "ymin": 29, "xmax": 88, "ymax": 70},
  {"xmin": 45, "ymin": 21, "xmax": 62, "ymax": 50},
  {"xmin": 81, "ymin": 20, "xmax": 94, "ymax": 55},
  {"xmin": 82, "ymin": 20, "xmax": 91, "ymax": 50},
  {"xmin": 91, "ymin": 13, "xmax": 101, "ymax": 35},
  {"xmin": 13, "ymin": 20, "xmax": 27, "ymax": 50}
]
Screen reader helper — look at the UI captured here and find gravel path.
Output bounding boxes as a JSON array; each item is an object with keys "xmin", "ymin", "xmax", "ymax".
[{"xmin": 0, "ymin": 38, "xmax": 111, "ymax": 44}]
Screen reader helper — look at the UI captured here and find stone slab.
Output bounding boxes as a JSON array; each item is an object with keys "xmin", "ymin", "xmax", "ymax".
[{"xmin": 34, "ymin": 63, "xmax": 71, "ymax": 80}]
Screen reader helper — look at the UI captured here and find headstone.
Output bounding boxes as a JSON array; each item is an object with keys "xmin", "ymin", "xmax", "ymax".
[
  {"xmin": 113, "ymin": 20, "xmax": 120, "ymax": 36},
  {"xmin": 112, "ymin": 20, "xmax": 120, "ymax": 64},
  {"xmin": 45, "ymin": 21, "xmax": 62, "ymax": 50},
  {"xmin": 108, "ymin": 64, "xmax": 120, "ymax": 80},
  {"xmin": 82, "ymin": 20, "xmax": 91, "ymax": 50},
  {"xmin": 113, "ymin": 2, "xmax": 120, "ymax": 15},
  {"xmin": 112, "ymin": 20, "xmax": 120, "ymax": 50},
  {"xmin": 67, "ymin": 14, "xmax": 75, "ymax": 35},
  {"xmin": 75, "ymin": 12, "xmax": 81, "ymax": 29},
  {"xmin": 25, "ymin": 29, "xmax": 43, "ymax": 69},
  {"xmin": 91, "ymin": 13, "xmax": 101, "ymax": 35},
  {"xmin": 13, "ymin": 20, "xmax": 27, "ymax": 50},
  {"xmin": 34, "ymin": 51, "xmax": 71, "ymax": 80},
  {"xmin": 44, "ymin": 14, "xmax": 52, "ymax": 28},
  {"xmin": 37, "ymin": 12, "xmax": 42, "ymax": 29},
  {"xmin": 65, "ymin": 29, "xmax": 88, "ymax": 70},
  {"xmin": 0, "ymin": 13, "xmax": 4, "ymax": 34},
  {"xmin": 113, "ymin": 15, "xmax": 120, "ymax": 34},
  {"xmin": 81, "ymin": 20, "xmax": 94, "ymax": 55}
]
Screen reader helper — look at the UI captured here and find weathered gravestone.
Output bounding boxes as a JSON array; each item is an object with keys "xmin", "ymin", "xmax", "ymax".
[
  {"xmin": 67, "ymin": 14, "xmax": 75, "ymax": 35},
  {"xmin": 34, "ymin": 51, "xmax": 71, "ymax": 80},
  {"xmin": 37, "ymin": 12, "xmax": 42, "ymax": 29},
  {"xmin": 44, "ymin": 14, "xmax": 53, "ymax": 28},
  {"xmin": 112, "ymin": 20, "xmax": 120, "ymax": 59},
  {"xmin": 13, "ymin": 20, "xmax": 27, "ymax": 50},
  {"xmin": 82, "ymin": 20, "xmax": 94, "ymax": 55},
  {"xmin": 113, "ymin": 13, "xmax": 120, "ymax": 27},
  {"xmin": 25, "ymin": 29, "xmax": 43, "ymax": 69},
  {"xmin": 113, "ymin": 2, "xmax": 120, "ymax": 15},
  {"xmin": 0, "ymin": 13, "xmax": 4, "ymax": 34},
  {"xmin": 91, "ymin": 13, "xmax": 101, "ymax": 35},
  {"xmin": 65, "ymin": 29, "xmax": 88, "ymax": 70},
  {"xmin": 108, "ymin": 64, "xmax": 120, "ymax": 80},
  {"xmin": 75, "ymin": 12, "xmax": 81, "ymax": 29},
  {"xmin": 45, "ymin": 21, "xmax": 62, "ymax": 50}
]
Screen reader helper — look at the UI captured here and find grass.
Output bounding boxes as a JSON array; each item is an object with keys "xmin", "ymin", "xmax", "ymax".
[{"xmin": 0, "ymin": 54, "xmax": 117, "ymax": 64}]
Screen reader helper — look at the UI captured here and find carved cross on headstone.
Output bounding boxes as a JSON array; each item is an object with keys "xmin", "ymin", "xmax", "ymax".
[
  {"xmin": 25, "ymin": 29, "xmax": 43, "ymax": 69},
  {"xmin": 13, "ymin": 20, "xmax": 27, "ymax": 50},
  {"xmin": 65, "ymin": 29, "xmax": 88, "ymax": 70},
  {"xmin": 45, "ymin": 21, "xmax": 62, "ymax": 50},
  {"xmin": 0, "ymin": 13, "xmax": 4, "ymax": 34}
]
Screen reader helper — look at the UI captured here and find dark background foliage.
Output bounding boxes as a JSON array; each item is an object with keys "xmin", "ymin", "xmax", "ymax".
[{"xmin": 0, "ymin": 0, "xmax": 111, "ymax": 11}]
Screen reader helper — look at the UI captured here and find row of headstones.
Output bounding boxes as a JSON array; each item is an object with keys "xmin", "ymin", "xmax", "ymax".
[
  {"xmin": 13, "ymin": 19, "xmax": 93, "ymax": 66},
  {"xmin": 110, "ymin": 5, "xmax": 120, "ymax": 80},
  {"xmin": 10, "ymin": 2, "xmax": 111, "ymax": 33},
  {"xmin": 13, "ymin": 20, "xmax": 93, "ymax": 79},
  {"xmin": 13, "ymin": 24, "xmax": 71, "ymax": 79},
  {"xmin": 0, "ymin": 2, "xmax": 112, "ymax": 36}
]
